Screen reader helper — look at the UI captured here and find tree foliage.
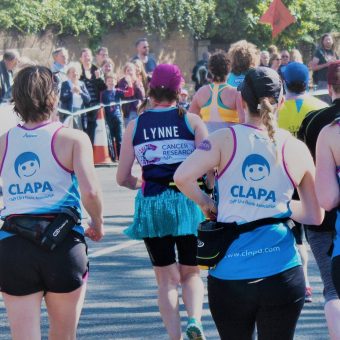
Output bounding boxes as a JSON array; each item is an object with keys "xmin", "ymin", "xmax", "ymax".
[{"xmin": 0, "ymin": 0, "xmax": 338, "ymax": 48}]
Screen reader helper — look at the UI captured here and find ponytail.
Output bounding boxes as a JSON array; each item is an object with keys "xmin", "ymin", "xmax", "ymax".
[
  {"xmin": 259, "ymin": 97, "xmax": 277, "ymax": 144},
  {"xmin": 138, "ymin": 97, "xmax": 148, "ymax": 114}
]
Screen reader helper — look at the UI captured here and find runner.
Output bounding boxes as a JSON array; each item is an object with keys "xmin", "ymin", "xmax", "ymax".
[
  {"xmin": 278, "ymin": 61, "xmax": 328, "ymax": 302},
  {"xmin": 117, "ymin": 64, "xmax": 211, "ymax": 340},
  {"xmin": 0, "ymin": 66, "xmax": 104, "ymax": 340},
  {"xmin": 226, "ymin": 40, "xmax": 258, "ymax": 88},
  {"xmin": 189, "ymin": 52, "xmax": 244, "ymax": 133},
  {"xmin": 175, "ymin": 67, "xmax": 323, "ymax": 340},
  {"xmin": 314, "ymin": 61, "xmax": 340, "ymax": 340}
]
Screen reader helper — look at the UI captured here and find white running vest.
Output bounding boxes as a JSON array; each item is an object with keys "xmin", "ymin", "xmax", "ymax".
[
  {"xmin": 0, "ymin": 122, "xmax": 82, "ymax": 217},
  {"xmin": 217, "ymin": 124, "xmax": 294, "ymax": 223}
]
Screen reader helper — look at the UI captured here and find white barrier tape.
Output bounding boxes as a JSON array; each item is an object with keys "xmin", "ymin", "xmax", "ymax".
[
  {"xmin": 310, "ymin": 89, "xmax": 329, "ymax": 96},
  {"xmin": 58, "ymin": 99, "xmax": 138, "ymax": 117}
]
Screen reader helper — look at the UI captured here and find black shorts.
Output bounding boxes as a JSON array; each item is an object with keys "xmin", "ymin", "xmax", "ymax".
[
  {"xmin": 0, "ymin": 232, "xmax": 88, "ymax": 296},
  {"xmin": 292, "ymin": 222, "xmax": 303, "ymax": 245},
  {"xmin": 144, "ymin": 234, "xmax": 197, "ymax": 267}
]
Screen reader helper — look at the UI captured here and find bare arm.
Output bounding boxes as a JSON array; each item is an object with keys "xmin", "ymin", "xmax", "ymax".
[
  {"xmin": 174, "ymin": 130, "xmax": 230, "ymax": 218},
  {"xmin": 309, "ymin": 56, "xmax": 332, "ymax": 72},
  {"xmin": 73, "ymin": 132, "xmax": 104, "ymax": 241},
  {"xmin": 284, "ymin": 137, "xmax": 324, "ymax": 225},
  {"xmin": 188, "ymin": 92, "xmax": 202, "ymax": 115},
  {"xmin": 116, "ymin": 120, "xmax": 142, "ymax": 189},
  {"xmin": 0, "ymin": 133, "xmax": 8, "ymax": 169},
  {"xmin": 186, "ymin": 112, "xmax": 215, "ymax": 189},
  {"xmin": 315, "ymin": 125, "xmax": 340, "ymax": 211}
]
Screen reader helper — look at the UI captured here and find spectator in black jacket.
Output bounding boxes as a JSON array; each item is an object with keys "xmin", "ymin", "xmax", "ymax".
[
  {"xmin": 79, "ymin": 48, "xmax": 106, "ymax": 144},
  {"xmin": 0, "ymin": 50, "xmax": 20, "ymax": 103},
  {"xmin": 191, "ymin": 51, "xmax": 210, "ymax": 92}
]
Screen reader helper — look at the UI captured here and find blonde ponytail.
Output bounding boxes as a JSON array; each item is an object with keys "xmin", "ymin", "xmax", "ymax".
[{"xmin": 259, "ymin": 97, "xmax": 277, "ymax": 144}]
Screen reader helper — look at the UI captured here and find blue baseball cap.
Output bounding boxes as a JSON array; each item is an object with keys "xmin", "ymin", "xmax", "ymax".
[{"xmin": 282, "ymin": 62, "xmax": 309, "ymax": 85}]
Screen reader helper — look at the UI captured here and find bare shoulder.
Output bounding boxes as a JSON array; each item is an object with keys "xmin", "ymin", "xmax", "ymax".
[{"xmin": 57, "ymin": 126, "xmax": 91, "ymax": 145}]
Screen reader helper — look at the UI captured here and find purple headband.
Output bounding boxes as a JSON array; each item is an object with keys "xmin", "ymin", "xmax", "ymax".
[{"xmin": 150, "ymin": 64, "xmax": 182, "ymax": 91}]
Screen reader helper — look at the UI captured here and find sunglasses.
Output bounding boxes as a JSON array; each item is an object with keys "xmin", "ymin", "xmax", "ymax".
[
  {"xmin": 275, "ymin": 58, "xmax": 282, "ymax": 61},
  {"xmin": 281, "ymin": 55, "xmax": 289, "ymax": 58},
  {"xmin": 143, "ymin": 46, "xmax": 150, "ymax": 49}
]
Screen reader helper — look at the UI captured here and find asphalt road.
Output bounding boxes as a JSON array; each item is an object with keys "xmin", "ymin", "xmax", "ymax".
[{"xmin": 0, "ymin": 166, "xmax": 330, "ymax": 339}]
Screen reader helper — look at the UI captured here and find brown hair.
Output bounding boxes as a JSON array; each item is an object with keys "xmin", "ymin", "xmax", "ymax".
[
  {"xmin": 138, "ymin": 87, "xmax": 186, "ymax": 117},
  {"xmin": 228, "ymin": 40, "xmax": 259, "ymax": 75},
  {"xmin": 12, "ymin": 66, "xmax": 58, "ymax": 123},
  {"xmin": 208, "ymin": 52, "xmax": 229, "ymax": 82}
]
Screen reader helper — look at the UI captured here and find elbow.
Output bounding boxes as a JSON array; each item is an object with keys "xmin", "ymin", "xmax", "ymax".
[
  {"xmin": 173, "ymin": 171, "xmax": 186, "ymax": 190},
  {"xmin": 82, "ymin": 189, "xmax": 100, "ymax": 201},
  {"xmin": 116, "ymin": 172, "xmax": 129, "ymax": 187},
  {"xmin": 309, "ymin": 209, "xmax": 325, "ymax": 226},
  {"xmin": 318, "ymin": 195, "xmax": 339, "ymax": 212}
]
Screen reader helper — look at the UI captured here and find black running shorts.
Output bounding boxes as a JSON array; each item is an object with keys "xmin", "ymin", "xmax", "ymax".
[
  {"xmin": 144, "ymin": 234, "xmax": 198, "ymax": 267},
  {"xmin": 0, "ymin": 232, "xmax": 88, "ymax": 296}
]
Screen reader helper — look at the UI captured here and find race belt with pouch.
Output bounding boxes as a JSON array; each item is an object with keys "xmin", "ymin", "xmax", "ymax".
[
  {"xmin": 1, "ymin": 207, "xmax": 81, "ymax": 251},
  {"xmin": 197, "ymin": 217, "xmax": 295, "ymax": 268}
]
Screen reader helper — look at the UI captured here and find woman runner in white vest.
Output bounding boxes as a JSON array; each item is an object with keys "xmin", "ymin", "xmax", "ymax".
[
  {"xmin": 175, "ymin": 67, "xmax": 323, "ymax": 340},
  {"xmin": 0, "ymin": 66, "xmax": 104, "ymax": 340}
]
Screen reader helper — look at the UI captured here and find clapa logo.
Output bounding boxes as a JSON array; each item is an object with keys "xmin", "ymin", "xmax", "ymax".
[
  {"xmin": 14, "ymin": 152, "xmax": 40, "ymax": 178},
  {"xmin": 242, "ymin": 154, "xmax": 270, "ymax": 182}
]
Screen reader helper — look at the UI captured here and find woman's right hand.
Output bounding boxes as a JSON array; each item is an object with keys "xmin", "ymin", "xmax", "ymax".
[
  {"xmin": 85, "ymin": 219, "xmax": 104, "ymax": 241},
  {"xmin": 200, "ymin": 196, "xmax": 217, "ymax": 221}
]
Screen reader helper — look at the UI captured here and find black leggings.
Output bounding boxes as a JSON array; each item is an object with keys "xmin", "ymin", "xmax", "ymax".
[
  {"xmin": 208, "ymin": 266, "xmax": 305, "ymax": 340},
  {"xmin": 331, "ymin": 255, "xmax": 340, "ymax": 298}
]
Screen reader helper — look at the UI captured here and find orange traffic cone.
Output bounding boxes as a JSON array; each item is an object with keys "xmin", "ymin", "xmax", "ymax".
[{"xmin": 93, "ymin": 107, "xmax": 114, "ymax": 167}]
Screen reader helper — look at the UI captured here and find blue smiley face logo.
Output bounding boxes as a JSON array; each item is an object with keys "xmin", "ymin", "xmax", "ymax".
[
  {"xmin": 14, "ymin": 152, "xmax": 40, "ymax": 178},
  {"xmin": 242, "ymin": 154, "xmax": 270, "ymax": 182}
]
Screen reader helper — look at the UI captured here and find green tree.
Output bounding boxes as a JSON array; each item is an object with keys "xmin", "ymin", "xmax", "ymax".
[{"xmin": 0, "ymin": 0, "xmax": 338, "ymax": 48}]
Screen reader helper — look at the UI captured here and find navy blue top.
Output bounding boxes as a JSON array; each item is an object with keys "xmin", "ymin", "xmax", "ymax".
[
  {"xmin": 59, "ymin": 80, "xmax": 91, "ymax": 112},
  {"xmin": 101, "ymin": 89, "xmax": 125, "ymax": 117},
  {"xmin": 133, "ymin": 107, "xmax": 195, "ymax": 197}
]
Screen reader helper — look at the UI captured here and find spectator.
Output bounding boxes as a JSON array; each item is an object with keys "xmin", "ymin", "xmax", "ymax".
[
  {"xmin": 0, "ymin": 50, "xmax": 20, "ymax": 103},
  {"xmin": 117, "ymin": 62, "xmax": 145, "ymax": 127},
  {"xmin": 133, "ymin": 58, "xmax": 149, "ymax": 94},
  {"xmin": 309, "ymin": 33, "xmax": 339, "ymax": 90},
  {"xmin": 298, "ymin": 61, "xmax": 340, "ymax": 338},
  {"xmin": 269, "ymin": 52, "xmax": 281, "ymax": 72},
  {"xmin": 131, "ymin": 38, "xmax": 157, "ymax": 76},
  {"xmin": 51, "ymin": 47, "xmax": 69, "ymax": 84},
  {"xmin": 268, "ymin": 44, "xmax": 278, "ymax": 56},
  {"xmin": 102, "ymin": 73, "xmax": 133, "ymax": 161},
  {"xmin": 79, "ymin": 48, "xmax": 106, "ymax": 144},
  {"xmin": 95, "ymin": 46, "xmax": 109, "ymax": 68},
  {"xmin": 59, "ymin": 62, "xmax": 91, "ymax": 129},
  {"xmin": 290, "ymin": 49, "xmax": 303, "ymax": 63},
  {"xmin": 101, "ymin": 58, "xmax": 115, "ymax": 78},
  {"xmin": 178, "ymin": 88, "xmax": 190, "ymax": 110},
  {"xmin": 227, "ymin": 40, "xmax": 259, "ymax": 88},
  {"xmin": 260, "ymin": 50, "xmax": 270, "ymax": 67},
  {"xmin": 278, "ymin": 49, "xmax": 290, "ymax": 78},
  {"xmin": 191, "ymin": 51, "xmax": 211, "ymax": 91}
]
